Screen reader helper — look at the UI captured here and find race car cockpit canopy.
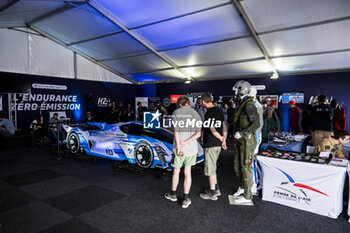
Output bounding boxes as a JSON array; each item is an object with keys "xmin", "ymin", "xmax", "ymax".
[{"xmin": 120, "ymin": 123, "xmax": 173, "ymax": 144}]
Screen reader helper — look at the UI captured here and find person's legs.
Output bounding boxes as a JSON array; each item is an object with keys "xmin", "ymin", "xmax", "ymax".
[
  {"xmin": 233, "ymin": 141, "xmax": 246, "ymax": 197},
  {"xmin": 182, "ymin": 154, "xmax": 196, "ymax": 195},
  {"xmin": 233, "ymin": 141, "xmax": 244, "ymax": 197},
  {"xmin": 200, "ymin": 147, "xmax": 221, "ymax": 200},
  {"xmin": 209, "ymin": 174, "xmax": 217, "ymax": 190},
  {"xmin": 211, "ymin": 147, "xmax": 221, "ymax": 191},
  {"xmin": 234, "ymin": 142, "xmax": 242, "ymax": 183},
  {"xmin": 312, "ymin": 130, "xmax": 323, "ymax": 146},
  {"xmin": 182, "ymin": 166, "xmax": 192, "ymax": 209},
  {"xmin": 181, "ymin": 155, "xmax": 197, "ymax": 208},
  {"xmin": 40, "ymin": 128, "xmax": 47, "ymax": 138},
  {"xmin": 172, "ymin": 167, "xmax": 181, "ymax": 192},
  {"xmin": 49, "ymin": 130, "xmax": 58, "ymax": 142},
  {"xmin": 241, "ymin": 137, "xmax": 255, "ymax": 200},
  {"xmin": 183, "ymin": 165, "xmax": 192, "ymax": 194},
  {"xmin": 35, "ymin": 128, "xmax": 44, "ymax": 139},
  {"xmin": 233, "ymin": 136, "xmax": 256, "ymax": 204},
  {"xmin": 0, "ymin": 128, "xmax": 10, "ymax": 136},
  {"xmin": 206, "ymin": 147, "xmax": 220, "ymax": 189},
  {"xmin": 165, "ymin": 153, "xmax": 184, "ymax": 202}
]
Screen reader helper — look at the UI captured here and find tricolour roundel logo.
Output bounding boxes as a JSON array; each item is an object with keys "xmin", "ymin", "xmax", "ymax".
[{"xmin": 276, "ymin": 168, "xmax": 328, "ymax": 197}]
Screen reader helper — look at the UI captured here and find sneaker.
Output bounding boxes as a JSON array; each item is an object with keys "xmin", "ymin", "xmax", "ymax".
[
  {"xmin": 215, "ymin": 188, "xmax": 221, "ymax": 197},
  {"xmin": 164, "ymin": 192, "xmax": 177, "ymax": 202},
  {"xmin": 233, "ymin": 187, "xmax": 245, "ymax": 198},
  {"xmin": 182, "ymin": 198, "xmax": 192, "ymax": 208},
  {"xmin": 204, "ymin": 188, "xmax": 221, "ymax": 197},
  {"xmin": 199, "ymin": 190, "xmax": 218, "ymax": 201},
  {"xmin": 233, "ymin": 195, "xmax": 253, "ymax": 205}
]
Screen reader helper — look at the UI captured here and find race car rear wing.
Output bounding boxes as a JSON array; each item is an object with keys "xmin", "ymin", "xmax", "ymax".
[{"xmin": 61, "ymin": 122, "xmax": 115, "ymax": 133}]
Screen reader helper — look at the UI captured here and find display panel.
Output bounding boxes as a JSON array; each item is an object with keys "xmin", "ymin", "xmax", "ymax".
[
  {"xmin": 281, "ymin": 92, "xmax": 304, "ymax": 104},
  {"xmin": 170, "ymin": 95, "xmax": 182, "ymax": 104},
  {"xmin": 258, "ymin": 95, "xmax": 278, "ymax": 105}
]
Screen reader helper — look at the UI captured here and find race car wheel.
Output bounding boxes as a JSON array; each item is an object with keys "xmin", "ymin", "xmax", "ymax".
[
  {"xmin": 67, "ymin": 132, "xmax": 80, "ymax": 153},
  {"xmin": 135, "ymin": 142, "xmax": 154, "ymax": 168}
]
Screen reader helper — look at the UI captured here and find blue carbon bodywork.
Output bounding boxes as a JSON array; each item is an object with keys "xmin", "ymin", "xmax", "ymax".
[{"xmin": 63, "ymin": 122, "xmax": 204, "ymax": 170}]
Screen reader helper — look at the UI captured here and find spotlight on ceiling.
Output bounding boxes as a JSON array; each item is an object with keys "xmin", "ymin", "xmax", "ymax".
[
  {"xmin": 185, "ymin": 80, "xmax": 192, "ymax": 84},
  {"xmin": 270, "ymin": 72, "xmax": 279, "ymax": 80}
]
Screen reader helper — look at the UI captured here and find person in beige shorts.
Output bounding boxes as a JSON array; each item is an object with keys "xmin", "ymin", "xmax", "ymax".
[
  {"xmin": 172, "ymin": 151, "xmax": 197, "ymax": 168},
  {"xmin": 164, "ymin": 96, "xmax": 201, "ymax": 208},
  {"xmin": 199, "ymin": 93, "xmax": 227, "ymax": 201}
]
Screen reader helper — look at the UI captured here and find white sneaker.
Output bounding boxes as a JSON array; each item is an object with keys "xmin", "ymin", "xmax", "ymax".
[
  {"xmin": 233, "ymin": 187, "xmax": 245, "ymax": 197},
  {"xmin": 182, "ymin": 198, "xmax": 192, "ymax": 208},
  {"xmin": 233, "ymin": 196, "xmax": 253, "ymax": 205}
]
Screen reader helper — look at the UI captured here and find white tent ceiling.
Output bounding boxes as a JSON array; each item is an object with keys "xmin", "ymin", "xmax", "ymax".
[{"xmin": 0, "ymin": 0, "xmax": 349, "ymax": 84}]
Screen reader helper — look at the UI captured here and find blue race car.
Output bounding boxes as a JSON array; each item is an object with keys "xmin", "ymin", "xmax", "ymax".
[{"xmin": 62, "ymin": 122, "xmax": 204, "ymax": 169}]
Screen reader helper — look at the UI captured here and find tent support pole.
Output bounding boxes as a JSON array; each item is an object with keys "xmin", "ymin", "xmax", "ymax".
[
  {"xmin": 0, "ymin": 0, "xmax": 19, "ymax": 13},
  {"xmin": 88, "ymin": 0, "xmax": 194, "ymax": 82},
  {"xmin": 230, "ymin": 0, "xmax": 278, "ymax": 76},
  {"xmin": 74, "ymin": 52, "xmax": 77, "ymax": 79}
]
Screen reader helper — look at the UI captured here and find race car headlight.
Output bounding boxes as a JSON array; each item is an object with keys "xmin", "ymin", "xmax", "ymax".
[{"xmin": 155, "ymin": 145, "xmax": 167, "ymax": 165}]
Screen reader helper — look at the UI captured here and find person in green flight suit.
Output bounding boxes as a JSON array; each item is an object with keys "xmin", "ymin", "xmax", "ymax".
[{"xmin": 232, "ymin": 80, "xmax": 260, "ymax": 205}]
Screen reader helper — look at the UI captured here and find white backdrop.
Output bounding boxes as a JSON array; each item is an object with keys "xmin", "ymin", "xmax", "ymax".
[{"xmin": 0, "ymin": 28, "xmax": 129, "ymax": 84}]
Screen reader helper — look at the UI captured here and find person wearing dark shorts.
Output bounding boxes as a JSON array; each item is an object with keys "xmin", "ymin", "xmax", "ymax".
[
  {"xmin": 164, "ymin": 96, "xmax": 201, "ymax": 208},
  {"xmin": 199, "ymin": 93, "xmax": 227, "ymax": 201}
]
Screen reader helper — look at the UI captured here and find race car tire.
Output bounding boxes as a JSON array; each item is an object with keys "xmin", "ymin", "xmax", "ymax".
[
  {"xmin": 135, "ymin": 141, "xmax": 154, "ymax": 168},
  {"xmin": 67, "ymin": 131, "xmax": 80, "ymax": 153}
]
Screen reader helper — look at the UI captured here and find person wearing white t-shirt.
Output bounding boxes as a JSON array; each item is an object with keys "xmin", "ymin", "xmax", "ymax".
[{"xmin": 164, "ymin": 95, "xmax": 202, "ymax": 208}]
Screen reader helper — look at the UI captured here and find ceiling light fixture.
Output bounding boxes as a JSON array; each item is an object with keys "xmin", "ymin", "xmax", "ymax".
[{"xmin": 185, "ymin": 80, "xmax": 192, "ymax": 84}]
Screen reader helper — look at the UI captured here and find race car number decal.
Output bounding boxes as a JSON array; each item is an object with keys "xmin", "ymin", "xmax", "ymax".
[{"xmin": 105, "ymin": 149, "xmax": 114, "ymax": 155}]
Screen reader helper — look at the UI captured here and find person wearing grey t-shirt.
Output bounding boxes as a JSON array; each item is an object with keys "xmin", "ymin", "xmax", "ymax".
[
  {"xmin": 164, "ymin": 95, "xmax": 202, "ymax": 209},
  {"xmin": 0, "ymin": 114, "xmax": 15, "ymax": 136}
]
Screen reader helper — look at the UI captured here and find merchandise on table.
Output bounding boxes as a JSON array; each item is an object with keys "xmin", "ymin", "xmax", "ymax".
[
  {"xmin": 261, "ymin": 146, "xmax": 333, "ymax": 164},
  {"xmin": 268, "ymin": 132, "xmax": 292, "ymax": 144}
]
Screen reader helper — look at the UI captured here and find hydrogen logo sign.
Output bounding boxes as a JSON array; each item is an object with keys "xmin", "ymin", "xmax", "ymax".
[
  {"xmin": 97, "ymin": 97, "xmax": 110, "ymax": 107},
  {"xmin": 143, "ymin": 110, "xmax": 161, "ymax": 129}
]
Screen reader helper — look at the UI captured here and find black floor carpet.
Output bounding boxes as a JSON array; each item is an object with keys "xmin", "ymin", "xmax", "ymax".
[{"xmin": 0, "ymin": 147, "xmax": 349, "ymax": 233}]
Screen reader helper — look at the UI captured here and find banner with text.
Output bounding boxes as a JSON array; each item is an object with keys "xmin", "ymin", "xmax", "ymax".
[
  {"xmin": 257, "ymin": 156, "xmax": 346, "ymax": 219},
  {"xmin": 12, "ymin": 93, "xmax": 80, "ymax": 112}
]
